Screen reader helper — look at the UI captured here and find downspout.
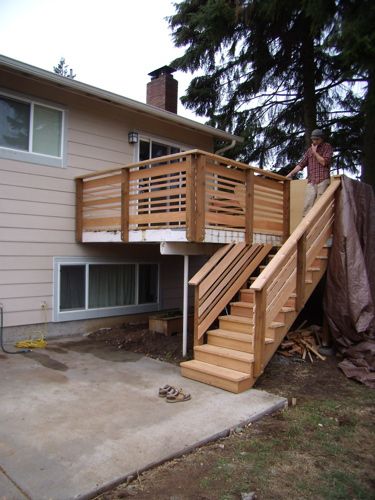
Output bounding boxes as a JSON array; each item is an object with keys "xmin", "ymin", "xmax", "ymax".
[
  {"xmin": 215, "ymin": 139, "xmax": 237, "ymax": 156},
  {"xmin": 182, "ymin": 255, "xmax": 189, "ymax": 357}
]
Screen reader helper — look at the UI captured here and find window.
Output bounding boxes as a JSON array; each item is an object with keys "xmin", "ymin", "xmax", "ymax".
[
  {"xmin": 54, "ymin": 258, "xmax": 159, "ymax": 321},
  {"xmin": 0, "ymin": 93, "xmax": 64, "ymax": 166},
  {"xmin": 139, "ymin": 138, "xmax": 181, "ymax": 162}
]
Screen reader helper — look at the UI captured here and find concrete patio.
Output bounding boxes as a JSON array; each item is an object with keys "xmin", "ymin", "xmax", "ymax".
[{"xmin": 0, "ymin": 336, "xmax": 286, "ymax": 500}]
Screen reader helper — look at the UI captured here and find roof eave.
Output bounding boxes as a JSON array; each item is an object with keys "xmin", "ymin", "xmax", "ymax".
[{"xmin": 0, "ymin": 54, "xmax": 243, "ymax": 143}]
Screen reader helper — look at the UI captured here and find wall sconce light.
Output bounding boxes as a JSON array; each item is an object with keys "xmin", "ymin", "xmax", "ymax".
[{"xmin": 128, "ymin": 131, "xmax": 139, "ymax": 144}]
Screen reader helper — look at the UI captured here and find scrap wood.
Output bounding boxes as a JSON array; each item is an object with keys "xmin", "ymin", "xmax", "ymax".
[
  {"xmin": 300, "ymin": 339, "xmax": 326, "ymax": 361},
  {"xmin": 277, "ymin": 326, "xmax": 325, "ymax": 362}
]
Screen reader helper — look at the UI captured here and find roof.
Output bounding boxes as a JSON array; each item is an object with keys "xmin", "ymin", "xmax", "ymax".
[{"xmin": 0, "ymin": 54, "xmax": 243, "ymax": 144}]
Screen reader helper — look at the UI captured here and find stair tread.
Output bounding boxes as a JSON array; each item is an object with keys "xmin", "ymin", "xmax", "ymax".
[
  {"xmin": 270, "ymin": 321, "xmax": 285, "ymax": 328},
  {"xmin": 230, "ymin": 301, "xmax": 253, "ymax": 308},
  {"xmin": 194, "ymin": 344, "xmax": 254, "ymax": 362},
  {"xmin": 219, "ymin": 314, "xmax": 253, "ymax": 324},
  {"xmin": 180, "ymin": 359, "xmax": 250, "ymax": 381},
  {"xmin": 209, "ymin": 328, "xmax": 273, "ymax": 344},
  {"xmin": 231, "ymin": 304, "xmax": 294, "ymax": 312},
  {"xmin": 208, "ymin": 328, "xmax": 252, "ymax": 341}
]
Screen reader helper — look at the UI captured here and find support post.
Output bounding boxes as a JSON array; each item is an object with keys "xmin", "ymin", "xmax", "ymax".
[
  {"xmin": 182, "ymin": 255, "xmax": 189, "ymax": 357},
  {"xmin": 296, "ymin": 233, "xmax": 307, "ymax": 311},
  {"xmin": 245, "ymin": 169, "xmax": 254, "ymax": 244},
  {"xmin": 195, "ymin": 154, "xmax": 206, "ymax": 242},
  {"xmin": 75, "ymin": 178, "xmax": 83, "ymax": 242},
  {"xmin": 253, "ymin": 288, "xmax": 266, "ymax": 377},
  {"xmin": 121, "ymin": 168, "xmax": 129, "ymax": 242},
  {"xmin": 185, "ymin": 155, "xmax": 196, "ymax": 241}
]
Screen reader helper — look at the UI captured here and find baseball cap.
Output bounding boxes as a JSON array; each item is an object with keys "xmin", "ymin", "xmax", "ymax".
[{"xmin": 311, "ymin": 129, "xmax": 324, "ymax": 139}]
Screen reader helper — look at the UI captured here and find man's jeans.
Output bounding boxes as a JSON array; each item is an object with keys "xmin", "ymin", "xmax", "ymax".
[{"xmin": 303, "ymin": 178, "xmax": 330, "ymax": 216}]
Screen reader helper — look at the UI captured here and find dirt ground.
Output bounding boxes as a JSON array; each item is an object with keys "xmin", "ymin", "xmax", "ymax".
[{"xmin": 91, "ymin": 323, "xmax": 375, "ymax": 500}]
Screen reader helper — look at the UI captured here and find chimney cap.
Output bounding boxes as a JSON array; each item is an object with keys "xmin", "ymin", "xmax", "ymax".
[{"xmin": 148, "ymin": 65, "xmax": 176, "ymax": 79}]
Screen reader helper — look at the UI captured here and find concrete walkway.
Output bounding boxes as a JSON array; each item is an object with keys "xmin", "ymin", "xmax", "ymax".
[{"xmin": 0, "ymin": 337, "xmax": 286, "ymax": 500}]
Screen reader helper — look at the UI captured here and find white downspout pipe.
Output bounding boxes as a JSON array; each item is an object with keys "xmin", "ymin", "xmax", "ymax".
[
  {"xmin": 182, "ymin": 255, "xmax": 189, "ymax": 357},
  {"xmin": 214, "ymin": 139, "xmax": 237, "ymax": 156}
]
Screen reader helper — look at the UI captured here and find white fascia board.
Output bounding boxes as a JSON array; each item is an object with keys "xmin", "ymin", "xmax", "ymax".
[{"xmin": 0, "ymin": 54, "xmax": 243, "ymax": 143}]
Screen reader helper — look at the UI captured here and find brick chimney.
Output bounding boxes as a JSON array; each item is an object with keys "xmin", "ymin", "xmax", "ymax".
[{"xmin": 146, "ymin": 66, "xmax": 178, "ymax": 114}]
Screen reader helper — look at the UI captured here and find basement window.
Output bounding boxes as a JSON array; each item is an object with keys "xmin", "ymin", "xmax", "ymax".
[{"xmin": 54, "ymin": 258, "xmax": 159, "ymax": 322}]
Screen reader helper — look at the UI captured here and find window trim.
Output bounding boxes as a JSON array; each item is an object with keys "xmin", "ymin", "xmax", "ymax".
[
  {"xmin": 0, "ymin": 88, "xmax": 67, "ymax": 168},
  {"xmin": 53, "ymin": 257, "xmax": 160, "ymax": 322}
]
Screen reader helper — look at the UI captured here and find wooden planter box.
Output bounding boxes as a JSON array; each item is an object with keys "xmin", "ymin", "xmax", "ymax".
[{"xmin": 149, "ymin": 312, "xmax": 194, "ymax": 336}]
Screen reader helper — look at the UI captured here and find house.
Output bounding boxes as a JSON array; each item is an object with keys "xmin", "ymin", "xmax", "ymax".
[
  {"xmin": 0, "ymin": 55, "xmax": 339, "ymax": 393},
  {"xmin": 0, "ymin": 56, "xmax": 242, "ymax": 338}
]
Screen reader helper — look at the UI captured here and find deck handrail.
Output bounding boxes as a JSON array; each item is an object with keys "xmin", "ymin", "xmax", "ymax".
[
  {"xmin": 250, "ymin": 177, "xmax": 342, "ymax": 376},
  {"xmin": 189, "ymin": 243, "xmax": 273, "ymax": 344},
  {"xmin": 251, "ymin": 178, "xmax": 341, "ymax": 291}
]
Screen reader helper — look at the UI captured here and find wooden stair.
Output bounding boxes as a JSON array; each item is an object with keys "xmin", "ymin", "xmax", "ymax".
[{"xmin": 181, "ymin": 179, "xmax": 341, "ymax": 394}]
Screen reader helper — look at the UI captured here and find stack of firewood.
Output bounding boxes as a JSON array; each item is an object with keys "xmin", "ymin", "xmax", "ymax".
[{"xmin": 278, "ymin": 323, "xmax": 326, "ymax": 362}]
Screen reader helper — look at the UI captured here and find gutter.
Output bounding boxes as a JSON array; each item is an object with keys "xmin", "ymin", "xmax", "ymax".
[{"xmin": 0, "ymin": 54, "xmax": 243, "ymax": 144}]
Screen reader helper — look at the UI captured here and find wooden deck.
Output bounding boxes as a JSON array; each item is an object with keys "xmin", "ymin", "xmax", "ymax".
[{"xmin": 75, "ymin": 150, "xmax": 290, "ymax": 244}]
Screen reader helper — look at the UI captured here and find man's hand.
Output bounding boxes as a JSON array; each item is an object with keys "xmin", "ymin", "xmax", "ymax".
[{"xmin": 311, "ymin": 144, "xmax": 318, "ymax": 154}]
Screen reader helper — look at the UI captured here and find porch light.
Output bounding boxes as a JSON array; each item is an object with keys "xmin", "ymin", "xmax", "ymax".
[{"xmin": 128, "ymin": 131, "xmax": 139, "ymax": 144}]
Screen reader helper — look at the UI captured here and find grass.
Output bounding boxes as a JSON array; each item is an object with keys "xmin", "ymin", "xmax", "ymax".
[{"xmin": 195, "ymin": 382, "xmax": 375, "ymax": 500}]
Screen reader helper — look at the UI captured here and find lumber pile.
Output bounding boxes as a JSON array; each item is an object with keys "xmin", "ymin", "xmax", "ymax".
[{"xmin": 278, "ymin": 324, "xmax": 326, "ymax": 362}]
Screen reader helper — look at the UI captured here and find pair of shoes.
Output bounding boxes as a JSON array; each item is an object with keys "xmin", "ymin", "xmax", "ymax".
[
  {"xmin": 158, "ymin": 384, "xmax": 179, "ymax": 398},
  {"xmin": 158, "ymin": 385, "xmax": 191, "ymax": 403},
  {"xmin": 166, "ymin": 390, "xmax": 191, "ymax": 403}
]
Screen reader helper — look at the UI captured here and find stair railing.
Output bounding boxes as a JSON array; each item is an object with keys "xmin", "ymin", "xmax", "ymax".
[
  {"xmin": 251, "ymin": 178, "xmax": 342, "ymax": 377},
  {"xmin": 189, "ymin": 243, "xmax": 272, "ymax": 346}
]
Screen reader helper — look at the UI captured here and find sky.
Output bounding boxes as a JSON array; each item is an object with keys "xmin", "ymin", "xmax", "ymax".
[{"xmin": 0, "ymin": 0, "xmax": 203, "ymax": 122}]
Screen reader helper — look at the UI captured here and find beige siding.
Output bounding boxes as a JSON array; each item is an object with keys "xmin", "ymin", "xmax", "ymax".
[{"xmin": 0, "ymin": 69, "xmax": 213, "ymax": 330}]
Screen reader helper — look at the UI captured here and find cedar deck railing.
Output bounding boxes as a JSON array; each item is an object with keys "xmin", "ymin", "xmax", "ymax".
[
  {"xmin": 251, "ymin": 178, "xmax": 341, "ymax": 376},
  {"xmin": 76, "ymin": 150, "xmax": 290, "ymax": 243},
  {"xmin": 189, "ymin": 242, "xmax": 273, "ymax": 344}
]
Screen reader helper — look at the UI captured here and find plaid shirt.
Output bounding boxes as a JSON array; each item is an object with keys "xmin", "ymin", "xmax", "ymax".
[{"xmin": 297, "ymin": 142, "xmax": 333, "ymax": 185}]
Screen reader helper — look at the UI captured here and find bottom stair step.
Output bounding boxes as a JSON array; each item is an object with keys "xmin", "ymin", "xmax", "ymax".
[
  {"xmin": 194, "ymin": 344, "xmax": 254, "ymax": 374},
  {"xmin": 180, "ymin": 359, "xmax": 253, "ymax": 393}
]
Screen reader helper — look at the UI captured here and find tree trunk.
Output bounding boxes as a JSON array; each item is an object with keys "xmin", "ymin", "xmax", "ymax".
[
  {"xmin": 301, "ymin": 25, "xmax": 317, "ymax": 148},
  {"xmin": 362, "ymin": 70, "xmax": 375, "ymax": 191}
]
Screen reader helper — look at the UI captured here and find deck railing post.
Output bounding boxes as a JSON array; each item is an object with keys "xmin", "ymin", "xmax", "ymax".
[
  {"xmin": 253, "ymin": 288, "xmax": 266, "ymax": 377},
  {"xmin": 194, "ymin": 285, "xmax": 204, "ymax": 347},
  {"xmin": 75, "ymin": 178, "xmax": 83, "ymax": 243},
  {"xmin": 195, "ymin": 153, "xmax": 206, "ymax": 242},
  {"xmin": 283, "ymin": 180, "xmax": 291, "ymax": 242},
  {"xmin": 121, "ymin": 167, "xmax": 129, "ymax": 242},
  {"xmin": 186, "ymin": 154, "xmax": 196, "ymax": 242},
  {"xmin": 296, "ymin": 233, "xmax": 307, "ymax": 311},
  {"xmin": 245, "ymin": 169, "xmax": 254, "ymax": 244}
]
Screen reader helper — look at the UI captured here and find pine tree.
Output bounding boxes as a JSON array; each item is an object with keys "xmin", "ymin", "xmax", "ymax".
[
  {"xmin": 334, "ymin": 0, "xmax": 375, "ymax": 188},
  {"xmin": 168, "ymin": 0, "xmax": 365, "ymax": 178},
  {"xmin": 53, "ymin": 57, "xmax": 76, "ymax": 79}
]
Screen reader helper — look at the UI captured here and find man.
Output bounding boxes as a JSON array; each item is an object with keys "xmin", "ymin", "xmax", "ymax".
[{"xmin": 286, "ymin": 129, "xmax": 333, "ymax": 216}]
